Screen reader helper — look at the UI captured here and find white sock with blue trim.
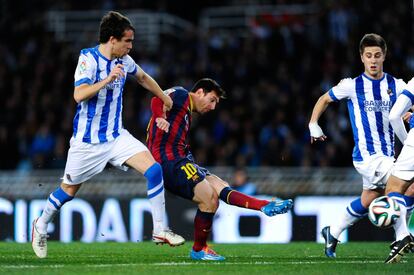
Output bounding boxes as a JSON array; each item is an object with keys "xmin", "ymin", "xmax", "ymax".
[
  {"xmin": 37, "ymin": 187, "xmax": 74, "ymax": 234},
  {"xmin": 145, "ymin": 163, "xmax": 166, "ymax": 233},
  {"xmin": 389, "ymin": 192, "xmax": 410, "ymax": 240},
  {"xmin": 330, "ymin": 198, "xmax": 367, "ymax": 239}
]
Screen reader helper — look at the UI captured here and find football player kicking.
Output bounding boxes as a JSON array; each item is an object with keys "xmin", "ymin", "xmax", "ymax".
[
  {"xmin": 146, "ymin": 78, "xmax": 293, "ymax": 261},
  {"xmin": 308, "ymin": 33, "xmax": 407, "ymax": 258},
  {"xmin": 383, "ymin": 77, "xmax": 414, "ymax": 263}
]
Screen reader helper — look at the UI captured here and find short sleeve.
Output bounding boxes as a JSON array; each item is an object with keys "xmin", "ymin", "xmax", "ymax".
[
  {"xmin": 165, "ymin": 87, "xmax": 188, "ymax": 109},
  {"xmin": 329, "ymin": 78, "xmax": 354, "ymax": 101},
  {"xmin": 74, "ymin": 53, "xmax": 96, "ymax": 87},
  {"xmin": 395, "ymin": 78, "xmax": 407, "ymax": 97},
  {"xmin": 124, "ymin": 55, "xmax": 140, "ymax": 75}
]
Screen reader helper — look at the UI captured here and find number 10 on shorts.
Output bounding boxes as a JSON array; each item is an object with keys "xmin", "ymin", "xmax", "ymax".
[{"xmin": 181, "ymin": 163, "xmax": 197, "ymax": 179}]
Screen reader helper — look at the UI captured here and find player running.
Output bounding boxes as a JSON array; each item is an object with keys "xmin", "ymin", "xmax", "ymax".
[
  {"xmin": 31, "ymin": 11, "xmax": 184, "ymax": 259},
  {"xmin": 308, "ymin": 33, "xmax": 406, "ymax": 258},
  {"xmin": 147, "ymin": 78, "xmax": 293, "ymax": 261}
]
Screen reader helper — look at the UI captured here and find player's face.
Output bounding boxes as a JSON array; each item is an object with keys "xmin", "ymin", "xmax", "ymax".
[
  {"xmin": 112, "ymin": 29, "xmax": 134, "ymax": 58},
  {"xmin": 360, "ymin": 46, "xmax": 385, "ymax": 79},
  {"xmin": 196, "ymin": 90, "xmax": 220, "ymax": 114}
]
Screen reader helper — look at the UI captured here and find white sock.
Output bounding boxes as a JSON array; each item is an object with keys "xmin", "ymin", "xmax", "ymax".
[
  {"xmin": 393, "ymin": 202, "xmax": 409, "ymax": 240},
  {"xmin": 330, "ymin": 208, "xmax": 363, "ymax": 239},
  {"xmin": 36, "ymin": 187, "xmax": 73, "ymax": 234},
  {"xmin": 37, "ymin": 200, "xmax": 59, "ymax": 234},
  {"xmin": 148, "ymin": 187, "xmax": 166, "ymax": 233}
]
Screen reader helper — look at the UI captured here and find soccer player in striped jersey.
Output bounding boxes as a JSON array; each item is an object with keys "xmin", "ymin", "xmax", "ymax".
[
  {"xmin": 31, "ymin": 11, "xmax": 184, "ymax": 259},
  {"xmin": 308, "ymin": 33, "xmax": 406, "ymax": 258},
  {"xmin": 147, "ymin": 78, "xmax": 293, "ymax": 261},
  {"xmin": 383, "ymin": 78, "xmax": 414, "ymax": 263}
]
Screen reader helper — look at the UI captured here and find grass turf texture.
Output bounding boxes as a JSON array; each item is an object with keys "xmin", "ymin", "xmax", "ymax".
[{"xmin": 0, "ymin": 242, "xmax": 412, "ymax": 274}]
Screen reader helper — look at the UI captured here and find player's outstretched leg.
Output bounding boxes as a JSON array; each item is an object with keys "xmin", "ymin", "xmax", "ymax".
[
  {"xmin": 261, "ymin": 199, "xmax": 294, "ymax": 216},
  {"xmin": 384, "ymin": 235, "xmax": 414, "ymax": 263},
  {"xmin": 219, "ymin": 187, "xmax": 293, "ymax": 216},
  {"xmin": 321, "ymin": 226, "xmax": 339, "ymax": 258},
  {"xmin": 32, "ymin": 218, "xmax": 48, "ymax": 258}
]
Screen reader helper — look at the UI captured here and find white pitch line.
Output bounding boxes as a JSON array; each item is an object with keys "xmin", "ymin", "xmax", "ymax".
[{"xmin": 1, "ymin": 260, "xmax": 388, "ymax": 269}]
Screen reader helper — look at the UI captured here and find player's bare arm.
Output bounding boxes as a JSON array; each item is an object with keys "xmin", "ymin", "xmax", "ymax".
[
  {"xmin": 308, "ymin": 92, "xmax": 333, "ymax": 143},
  {"xmin": 73, "ymin": 64, "xmax": 125, "ymax": 103},
  {"xmin": 135, "ymin": 69, "xmax": 173, "ymax": 111}
]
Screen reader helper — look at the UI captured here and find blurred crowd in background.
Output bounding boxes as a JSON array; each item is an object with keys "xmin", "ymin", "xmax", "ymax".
[{"xmin": 0, "ymin": 0, "xmax": 412, "ymax": 170}]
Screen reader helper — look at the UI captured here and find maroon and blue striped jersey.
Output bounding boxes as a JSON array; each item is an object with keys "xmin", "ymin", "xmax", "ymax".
[{"xmin": 147, "ymin": 87, "xmax": 193, "ymax": 163}]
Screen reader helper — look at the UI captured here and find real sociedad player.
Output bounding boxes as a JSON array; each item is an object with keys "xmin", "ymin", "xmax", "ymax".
[
  {"xmin": 147, "ymin": 78, "xmax": 293, "ymax": 261},
  {"xmin": 31, "ymin": 11, "xmax": 184, "ymax": 259},
  {"xmin": 308, "ymin": 33, "xmax": 407, "ymax": 258}
]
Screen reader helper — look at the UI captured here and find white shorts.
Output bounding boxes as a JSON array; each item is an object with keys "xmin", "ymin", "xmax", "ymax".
[
  {"xmin": 392, "ymin": 144, "xmax": 414, "ymax": 182},
  {"xmin": 62, "ymin": 129, "xmax": 147, "ymax": 185},
  {"xmin": 353, "ymin": 155, "xmax": 394, "ymax": 190}
]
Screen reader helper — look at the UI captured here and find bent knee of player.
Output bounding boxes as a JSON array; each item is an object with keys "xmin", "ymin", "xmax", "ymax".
[
  {"xmin": 386, "ymin": 175, "xmax": 409, "ymax": 194},
  {"xmin": 198, "ymin": 192, "xmax": 219, "ymax": 213}
]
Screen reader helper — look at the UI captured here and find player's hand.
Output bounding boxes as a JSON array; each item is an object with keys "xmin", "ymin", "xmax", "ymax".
[
  {"xmin": 309, "ymin": 122, "xmax": 327, "ymax": 143},
  {"xmin": 402, "ymin": 112, "xmax": 412, "ymax": 123},
  {"xmin": 155, "ymin": 117, "xmax": 170, "ymax": 133},
  {"xmin": 106, "ymin": 64, "xmax": 125, "ymax": 83},
  {"xmin": 162, "ymin": 96, "xmax": 173, "ymax": 111}
]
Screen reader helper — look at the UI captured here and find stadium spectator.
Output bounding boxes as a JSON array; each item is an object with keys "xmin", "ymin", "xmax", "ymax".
[
  {"xmin": 147, "ymin": 79, "xmax": 293, "ymax": 261},
  {"xmin": 232, "ymin": 167, "xmax": 257, "ymax": 195},
  {"xmin": 31, "ymin": 11, "xmax": 184, "ymax": 259}
]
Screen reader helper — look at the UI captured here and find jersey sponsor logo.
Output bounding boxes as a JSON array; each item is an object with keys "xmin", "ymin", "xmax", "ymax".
[{"xmin": 363, "ymin": 100, "xmax": 391, "ymax": 112}]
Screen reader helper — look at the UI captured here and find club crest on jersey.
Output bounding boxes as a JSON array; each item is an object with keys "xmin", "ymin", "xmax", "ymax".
[{"xmin": 387, "ymin": 89, "xmax": 393, "ymax": 96}]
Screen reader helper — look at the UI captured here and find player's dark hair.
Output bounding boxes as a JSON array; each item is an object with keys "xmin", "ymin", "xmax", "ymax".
[
  {"xmin": 99, "ymin": 11, "xmax": 135, "ymax": 43},
  {"xmin": 359, "ymin": 33, "xmax": 387, "ymax": 55},
  {"xmin": 190, "ymin": 78, "xmax": 226, "ymax": 99}
]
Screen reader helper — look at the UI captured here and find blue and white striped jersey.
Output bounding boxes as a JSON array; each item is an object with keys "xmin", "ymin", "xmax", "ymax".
[
  {"xmin": 328, "ymin": 73, "xmax": 406, "ymax": 162},
  {"xmin": 73, "ymin": 46, "xmax": 140, "ymax": 144}
]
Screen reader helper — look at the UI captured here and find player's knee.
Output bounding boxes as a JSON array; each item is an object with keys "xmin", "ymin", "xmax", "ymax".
[
  {"xmin": 144, "ymin": 162, "xmax": 163, "ymax": 185},
  {"xmin": 405, "ymin": 183, "xmax": 414, "ymax": 196},
  {"xmin": 199, "ymin": 192, "xmax": 219, "ymax": 213}
]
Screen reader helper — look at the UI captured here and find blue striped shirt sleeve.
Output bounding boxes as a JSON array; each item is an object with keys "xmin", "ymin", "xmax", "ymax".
[{"xmin": 328, "ymin": 89, "xmax": 339, "ymax": 102}]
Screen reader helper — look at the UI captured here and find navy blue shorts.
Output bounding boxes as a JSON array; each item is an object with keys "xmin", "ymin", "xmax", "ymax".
[{"xmin": 161, "ymin": 154, "xmax": 210, "ymax": 200}]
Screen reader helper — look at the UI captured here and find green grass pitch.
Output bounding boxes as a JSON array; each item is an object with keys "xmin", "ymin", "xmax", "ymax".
[{"xmin": 0, "ymin": 242, "xmax": 412, "ymax": 274}]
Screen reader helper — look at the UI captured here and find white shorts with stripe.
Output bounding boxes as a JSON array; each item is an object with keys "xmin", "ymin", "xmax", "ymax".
[{"xmin": 62, "ymin": 129, "xmax": 147, "ymax": 185}]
